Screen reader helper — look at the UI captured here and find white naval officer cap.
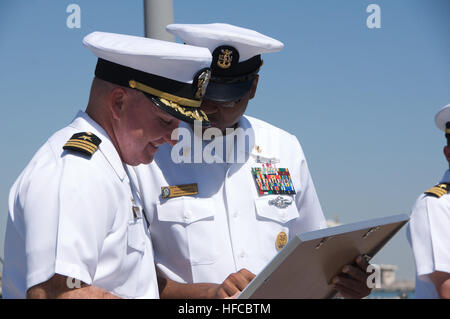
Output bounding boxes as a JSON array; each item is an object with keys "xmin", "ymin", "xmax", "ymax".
[
  {"xmin": 166, "ymin": 23, "xmax": 284, "ymax": 102},
  {"xmin": 434, "ymin": 104, "xmax": 450, "ymax": 135},
  {"xmin": 83, "ymin": 31, "xmax": 212, "ymax": 125}
]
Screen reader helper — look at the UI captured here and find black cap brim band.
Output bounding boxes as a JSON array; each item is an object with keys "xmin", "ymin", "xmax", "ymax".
[
  {"xmin": 206, "ymin": 46, "xmax": 261, "ymax": 103},
  {"xmin": 204, "ymin": 79, "xmax": 254, "ymax": 103},
  {"xmin": 211, "ymin": 47, "xmax": 262, "ymax": 78},
  {"xmin": 94, "ymin": 58, "xmax": 211, "ymax": 124},
  {"xmin": 95, "ymin": 59, "xmax": 200, "ymax": 104},
  {"xmin": 445, "ymin": 122, "xmax": 450, "ymax": 140}
]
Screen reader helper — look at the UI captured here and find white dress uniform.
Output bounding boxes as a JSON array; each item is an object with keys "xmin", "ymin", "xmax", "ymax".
[
  {"xmin": 407, "ymin": 170, "xmax": 450, "ymax": 298},
  {"xmin": 131, "ymin": 115, "xmax": 327, "ymax": 284},
  {"xmin": 407, "ymin": 104, "xmax": 450, "ymax": 299},
  {"xmin": 2, "ymin": 31, "xmax": 212, "ymax": 298},
  {"xmin": 3, "ymin": 111, "xmax": 158, "ymax": 299}
]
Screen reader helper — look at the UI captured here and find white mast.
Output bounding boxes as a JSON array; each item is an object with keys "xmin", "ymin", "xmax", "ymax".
[{"xmin": 143, "ymin": 0, "xmax": 174, "ymax": 42}]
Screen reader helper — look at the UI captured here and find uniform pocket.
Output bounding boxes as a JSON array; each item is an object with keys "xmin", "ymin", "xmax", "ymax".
[
  {"xmin": 156, "ymin": 197, "xmax": 218, "ymax": 265},
  {"xmin": 254, "ymin": 195, "xmax": 299, "ymax": 224},
  {"xmin": 127, "ymin": 219, "xmax": 146, "ymax": 253},
  {"xmin": 254, "ymin": 195, "xmax": 299, "ymax": 256}
]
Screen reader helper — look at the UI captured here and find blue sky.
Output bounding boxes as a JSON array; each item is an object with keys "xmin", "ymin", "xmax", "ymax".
[{"xmin": 1, "ymin": 0, "xmax": 449, "ymax": 282}]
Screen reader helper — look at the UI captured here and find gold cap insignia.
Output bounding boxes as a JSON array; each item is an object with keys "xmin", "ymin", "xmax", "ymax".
[
  {"xmin": 217, "ymin": 48, "xmax": 233, "ymax": 69},
  {"xmin": 195, "ymin": 69, "xmax": 211, "ymax": 99}
]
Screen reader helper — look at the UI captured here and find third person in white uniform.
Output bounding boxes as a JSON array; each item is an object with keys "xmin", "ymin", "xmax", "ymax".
[{"xmin": 407, "ymin": 104, "xmax": 450, "ymax": 299}]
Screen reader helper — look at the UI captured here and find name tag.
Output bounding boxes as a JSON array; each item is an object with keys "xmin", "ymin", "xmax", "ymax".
[{"xmin": 161, "ymin": 183, "xmax": 198, "ymax": 199}]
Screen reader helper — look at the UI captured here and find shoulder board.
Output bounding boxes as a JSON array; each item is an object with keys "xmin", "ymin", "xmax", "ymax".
[
  {"xmin": 424, "ymin": 183, "xmax": 450, "ymax": 198},
  {"xmin": 63, "ymin": 132, "xmax": 102, "ymax": 157}
]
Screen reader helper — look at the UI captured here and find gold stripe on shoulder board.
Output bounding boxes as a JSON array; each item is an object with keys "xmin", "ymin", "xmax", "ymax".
[
  {"xmin": 424, "ymin": 183, "xmax": 449, "ymax": 198},
  {"xmin": 63, "ymin": 132, "xmax": 102, "ymax": 157}
]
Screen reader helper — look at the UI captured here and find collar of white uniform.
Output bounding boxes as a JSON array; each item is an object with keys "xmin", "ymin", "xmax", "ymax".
[
  {"xmin": 440, "ymin": 170, "xmax": 450, "ymax": 184},
  {"xmin": 243, "ymin": 118, "xmax": 275, "ymax": 159},
  {"xmin": 69, "ymin": 110, "xmax": 126, "ymax": 181}
]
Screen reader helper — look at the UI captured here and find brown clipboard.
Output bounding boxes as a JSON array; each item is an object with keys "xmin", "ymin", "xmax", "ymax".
[{"xmin": 238, "ymin": 214, "xmax": 409, "ymax": 299}]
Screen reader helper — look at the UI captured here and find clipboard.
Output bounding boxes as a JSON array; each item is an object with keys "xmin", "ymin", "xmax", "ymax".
[{"xmin": 238, "ymin": 214, "xmax": 409, "ymax": 299}]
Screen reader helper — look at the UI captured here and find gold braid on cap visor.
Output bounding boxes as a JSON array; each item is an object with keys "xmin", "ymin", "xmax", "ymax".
[
  {"xmin": 129, "ymin": 80, "xmax": 209, "ymax": 122},
  {"xmin": 159, "ymin": 98, "xmax": 209, "ymax": 122},
  {"xmin": 129, "ymin": 80, "xmax": 201, "ymax": 108}
]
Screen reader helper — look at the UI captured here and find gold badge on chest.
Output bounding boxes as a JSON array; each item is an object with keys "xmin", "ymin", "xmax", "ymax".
[{"xmin": 276, "ymin": 231, "xmax": 288, "ymax": 251}]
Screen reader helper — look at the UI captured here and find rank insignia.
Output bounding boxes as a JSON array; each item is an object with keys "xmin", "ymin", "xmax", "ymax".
[
  {"xmin": 63, "ymin": 132, "xmax": 101, "ymax": 157},
  {"xmin": 217, "ymin": 49, "xmax": 233, "ymax": 69},
  {"xmin": 251, "ymin": 164, "xmax": 296, "ymax": 195},
  {"xmin": 276, "ymin": 231, "xmax": 288, "ymax": 251},
  {"xmin": 424, "ymin": 183, "xmax": 450, "ymax": 198},
  {"xmin": 213, "ymin": 45, "xmax": 239, "ymax": 70},
  {"xmin": 161, "ymin": 183, "xmax": 198, "ymax": 199},
  {"xmin": 194, "ymin": 68, "xmax": 211, "ymax": 99}
]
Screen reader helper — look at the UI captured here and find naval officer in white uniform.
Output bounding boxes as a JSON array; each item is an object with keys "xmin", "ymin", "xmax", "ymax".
[
  {"xmin": 131, "ymin": 23, "xmax": 372, "ymax": 299},
  {"xmin": 407, "ymin": 104, "xmax": 450, "ymax": 299},
  {"xmin": 2, "ymin": 31, "xmax": 212, "ymax": 298}
]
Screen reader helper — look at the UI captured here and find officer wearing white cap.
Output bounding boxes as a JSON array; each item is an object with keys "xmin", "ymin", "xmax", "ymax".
[
  {"xmin": 131, "ymin": 23, "xmax": 372, "ymax": 299},
  {"xmin": 407, "ymin": 104, "xmax": 450, "ymax": 299},
  {"xmin": 2, "ymin": 31, "xmax": 211, "ymax": 298}
]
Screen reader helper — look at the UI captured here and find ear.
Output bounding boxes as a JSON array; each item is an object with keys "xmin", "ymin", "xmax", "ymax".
[
  {"xmin": 108, "ymin": 87, "xmax": 127, "ymax": 120},
  {"xmin": 249, "ymin": 75, "xmax": 259, "ymax": 100},
  {"xmin": 444, "ymin": 146, "xmax": 450, "ymax": 164}
]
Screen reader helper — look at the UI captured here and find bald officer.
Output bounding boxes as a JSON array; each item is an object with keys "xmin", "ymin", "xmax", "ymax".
[
  {"xmin": 131, "ymin": 23, "xmax": 372, "ymax": 299},
  {"xmin": 408, "ymin": 104, "xmax": 450, "ymax": 299},
  {"xmin": 2, "ymin": 32, "xmax": 212, "ymax": 299}
]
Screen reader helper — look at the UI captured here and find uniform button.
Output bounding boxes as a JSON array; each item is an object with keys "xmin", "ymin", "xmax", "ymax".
[
  {"xmin": 240, "ymin": 252, "xmax": 246, "ymax": 258},
  {"xmin": 184, "ymin": 211, "xmax": 191, "ymax": 222},
  {"xmin": 233, "ymin": 212, "xmax": 239, "ymax": 218}
]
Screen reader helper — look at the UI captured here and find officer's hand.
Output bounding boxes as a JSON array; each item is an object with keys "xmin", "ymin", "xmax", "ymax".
[
  {"xmin": 215, "ymin": 269, "xmax": 256, "ymax": 298},
  {"xmin": 332, "ymin": 255, "xmax": 373, "ymax": 299}
]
